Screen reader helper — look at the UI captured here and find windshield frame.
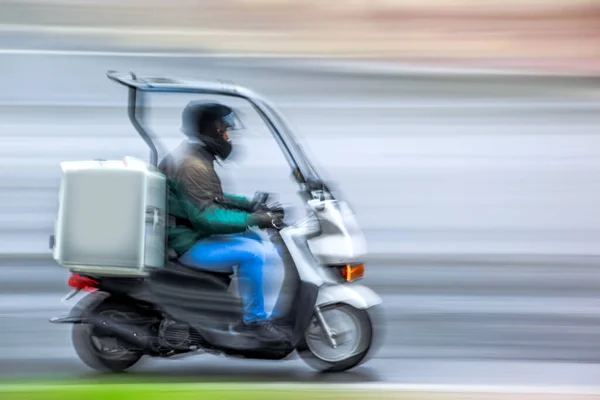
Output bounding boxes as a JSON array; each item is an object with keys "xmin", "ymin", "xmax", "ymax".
[{"xmin": 108, "ymin": 70, "xmax": 332, "ymax": 197}]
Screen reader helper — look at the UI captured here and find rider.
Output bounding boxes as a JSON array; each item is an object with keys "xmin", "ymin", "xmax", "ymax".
[{"xmin": 158, "ymin": 100, "xmax": 286, "ymax": 342}]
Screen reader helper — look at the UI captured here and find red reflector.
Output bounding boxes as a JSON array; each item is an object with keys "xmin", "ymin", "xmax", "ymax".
[{"xmin": 68, "ymin": 274, "xmax": 98, "ymax": 291}]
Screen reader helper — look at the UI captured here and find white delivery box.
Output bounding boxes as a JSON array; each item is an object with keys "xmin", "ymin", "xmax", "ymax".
[{"xmin": 52, "ymin": 157, "xmax": 167, "ymax": 276}]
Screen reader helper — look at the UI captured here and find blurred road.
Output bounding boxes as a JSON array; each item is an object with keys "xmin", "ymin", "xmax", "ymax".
[
  {"xmin": 1, "ymin": 52, "xmax": 600, "ymax": 385},
  {"xmin": 1, "ymin": 255, "xmax": 600, "ymax": 385}
]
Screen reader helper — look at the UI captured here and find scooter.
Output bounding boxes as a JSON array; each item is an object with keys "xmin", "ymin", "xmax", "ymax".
[{"xmin": 49, "ymin": 71, "xmax": 383, "ymax": 373}]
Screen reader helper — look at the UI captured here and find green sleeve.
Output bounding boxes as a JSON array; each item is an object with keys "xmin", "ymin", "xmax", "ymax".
[
  {"xmin": 168, "ymin": 178, "xmax": 257, "ymax": 235},
  {"xmin": 223, "ymin": 193, "xmax": 253, "ymax": 212},
  {"xmin": 183, "ymin": 198, "xmax": 256, "ymax": 235}
]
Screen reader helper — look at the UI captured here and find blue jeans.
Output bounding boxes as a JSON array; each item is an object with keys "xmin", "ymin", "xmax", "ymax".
[{"xmin": 178, "ymin": 231, "xmax": 269, "ymax": 324}]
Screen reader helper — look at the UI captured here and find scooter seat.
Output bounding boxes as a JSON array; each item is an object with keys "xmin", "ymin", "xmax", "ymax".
[
  {"xmin": 160, "ymin": 261, "xmax": 232, "ymax": 291},
  {"xmin": 167, "ymin": 249, "xmax": 233, "ymax": 287},
  {"xmin": 167, "ymin": 260, "xmax": 232, "ymax": 278},
  {"xmin": 163, "ymin": 249, "xmax": 233, "ymax": 289}
]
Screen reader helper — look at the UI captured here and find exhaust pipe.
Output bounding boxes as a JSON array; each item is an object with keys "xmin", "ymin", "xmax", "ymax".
[{"xmin": 87, "ymin": 316, "xmax": 154, "ymax": 351}]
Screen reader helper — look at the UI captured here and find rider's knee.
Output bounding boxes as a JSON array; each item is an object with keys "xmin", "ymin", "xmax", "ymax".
[{"xmin": 240, "ymin": 238, "xmax": 266, "ymax": 264}]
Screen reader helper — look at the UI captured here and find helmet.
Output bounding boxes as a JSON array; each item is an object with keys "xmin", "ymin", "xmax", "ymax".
[{"xmin": 180, "ymin": 101, "xmax": 244, "ymax": 160}]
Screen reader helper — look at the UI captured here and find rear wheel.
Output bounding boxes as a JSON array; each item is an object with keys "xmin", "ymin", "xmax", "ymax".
[
  {"xmin": 72, "ymin": 298, "xmax": 144, "ymax": 373},
  {"xmin": 297, "ymin": 303, "xmax": 374, "ymax": 373}
]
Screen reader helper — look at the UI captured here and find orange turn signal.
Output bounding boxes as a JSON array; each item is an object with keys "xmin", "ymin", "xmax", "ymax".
[{"xmin": 342, "ymin": 264, "xmax": 365, "ymax": 282}]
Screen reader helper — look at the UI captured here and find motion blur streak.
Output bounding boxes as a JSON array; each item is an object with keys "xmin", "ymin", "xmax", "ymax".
[{"xmin": 1, "ymin": 0, "xmax": 600, "ymax": 391}]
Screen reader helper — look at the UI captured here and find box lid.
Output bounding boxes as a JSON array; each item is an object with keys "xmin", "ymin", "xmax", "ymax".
[{"xmin": 60, "ymin": 157, "xmax": 155, "ymax": 173}]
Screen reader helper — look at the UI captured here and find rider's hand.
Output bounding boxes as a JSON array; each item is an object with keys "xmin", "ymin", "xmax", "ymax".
[
  {"xmin": 251, "ymin": 211, "xmax": 278, "ymax": 229},
  {"xmin": 266, "ymin": 202, "xmax": 285, "ymax": 219}
]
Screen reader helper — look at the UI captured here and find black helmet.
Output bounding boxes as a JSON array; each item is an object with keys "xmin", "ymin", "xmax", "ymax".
[{"xmin": 180, "ymin": 101, "xmax": 243, "ymax": 160}]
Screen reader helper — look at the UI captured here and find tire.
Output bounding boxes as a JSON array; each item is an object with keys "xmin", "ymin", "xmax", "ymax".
[
  {"xmin": 297, "ymin": 303, "xmax": 378, "ymax": 373},
  {"xmin": 71, "ymin": 296, "xmax": 144, "ymax": 373}
]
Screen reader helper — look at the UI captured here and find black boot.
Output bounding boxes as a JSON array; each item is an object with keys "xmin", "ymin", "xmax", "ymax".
[
  {"xmin": 233, "ymin": 320, "xmax": 288, "ymax": 343},
  {"xmin": 250, "ymin": 320, "xmax": 290, "ymax": 342}
]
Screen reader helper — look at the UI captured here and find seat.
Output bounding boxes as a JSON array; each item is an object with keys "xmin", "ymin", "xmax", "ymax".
[{"xmin": 165, "ymin": 248, "xmax": 233, "ymax": 289}]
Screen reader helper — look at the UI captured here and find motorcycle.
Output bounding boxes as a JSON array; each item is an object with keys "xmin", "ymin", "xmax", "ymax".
[{"xmin": 49, "ymin": 71, "xmax": 383, "ymax": 373}]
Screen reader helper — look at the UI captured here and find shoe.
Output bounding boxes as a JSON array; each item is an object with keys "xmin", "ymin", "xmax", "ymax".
[{"xmin": 245, "ymin": 320, "xmax": 290, "ymax": 343}]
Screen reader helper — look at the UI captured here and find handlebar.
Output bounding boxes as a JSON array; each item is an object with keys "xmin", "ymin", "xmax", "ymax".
[
  {"xmin": 251, "ymin": 191, "xmax": 271, "ymax": 212},
  {"xmin": 270, "ymin": 218, "xmax": 287, "ymax": 231},
  {"xmin": 251, "ymin": 191, "xmax": 290, "ymax": 231}
]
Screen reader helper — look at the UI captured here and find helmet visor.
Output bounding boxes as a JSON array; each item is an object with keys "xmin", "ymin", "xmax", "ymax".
[{"xmin": 221, "ymin": 110, "xmax": 245, "ymax": 131}]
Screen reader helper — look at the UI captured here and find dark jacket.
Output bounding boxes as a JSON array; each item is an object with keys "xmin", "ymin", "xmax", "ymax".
[{"xmin": 158, "ymin": 140, "xmax": 258, "ymax": 255}]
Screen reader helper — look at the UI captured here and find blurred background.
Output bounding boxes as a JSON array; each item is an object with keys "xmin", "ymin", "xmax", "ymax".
[{"xmin": 1, "ymin": 0, "xmax": 600, "ymax": 389}]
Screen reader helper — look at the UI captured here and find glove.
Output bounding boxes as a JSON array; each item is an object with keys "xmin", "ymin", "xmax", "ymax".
[
  {"xmin": 250, "ymin": 211, "xmax": 278, "ymax": 229},
  {"xmin": 266, "ymin": 202, "xmax": 285, "ymax": 219}
]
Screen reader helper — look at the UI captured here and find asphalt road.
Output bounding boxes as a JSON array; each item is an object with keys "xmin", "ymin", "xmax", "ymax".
[
  {"xmin": 1, "ymin": 52, "xmax": 600, "ymax": 386},
  {"xmin": 1, "ymin": 255, "xmax": 599, "ymax": 385}
]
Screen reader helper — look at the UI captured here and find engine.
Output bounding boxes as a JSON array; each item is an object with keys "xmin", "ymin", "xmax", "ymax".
[{"xmin": 158, "ymin": 319, "xmax": 194, "ymax": 350}]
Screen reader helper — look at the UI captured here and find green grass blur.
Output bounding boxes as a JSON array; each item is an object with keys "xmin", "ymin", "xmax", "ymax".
[{"xmin": 0, "ymin": 382, "xmax": 403, "ymax": 400}]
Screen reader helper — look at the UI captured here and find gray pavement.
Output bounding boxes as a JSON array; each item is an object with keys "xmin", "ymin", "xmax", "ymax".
[
  {"xmin": 2, "ymin": 356, "xmax": 600, "ymax": 388},
  {"xmin": 1, "ymin": 52, "xmax": 600, "ymax": 386},
  {"xmin": 0, "ymin": 256, "xmax": 599, "ymax": 384}
]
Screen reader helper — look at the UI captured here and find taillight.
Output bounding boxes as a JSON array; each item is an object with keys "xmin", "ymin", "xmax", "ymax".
[{"xmin": 68, "ymin": 274, "xmax": 98, "ymax": 292}]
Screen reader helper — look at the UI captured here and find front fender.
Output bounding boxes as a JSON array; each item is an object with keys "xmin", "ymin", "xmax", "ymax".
[{"xmin": 316, "ymin": 283, "xmax": 382, "ymax": 310}]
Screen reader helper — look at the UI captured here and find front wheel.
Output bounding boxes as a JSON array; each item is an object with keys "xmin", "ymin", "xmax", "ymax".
[{"xmin": 297, "ymin": 303, "xmax": 377, "ymax": 373}]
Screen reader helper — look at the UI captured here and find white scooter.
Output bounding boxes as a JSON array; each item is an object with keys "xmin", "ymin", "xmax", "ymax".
[{"xmin": 49, "ymin": 71, "xmax": 383, "ymax": 373}]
